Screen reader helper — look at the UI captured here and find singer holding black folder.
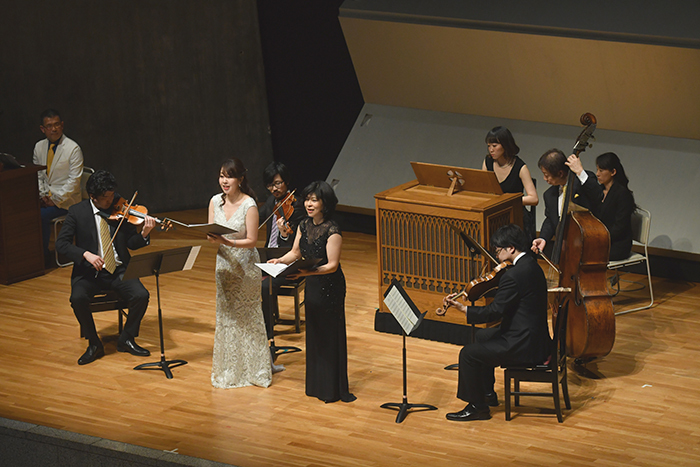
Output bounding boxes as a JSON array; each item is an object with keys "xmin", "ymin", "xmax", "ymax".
[
  {"xmin": 55, "ymin": 170, "xmax": 155, "ymax": 365},
  {"xmin": 268, "ymin": 181, "xmax": 356, "ymax": 403}
]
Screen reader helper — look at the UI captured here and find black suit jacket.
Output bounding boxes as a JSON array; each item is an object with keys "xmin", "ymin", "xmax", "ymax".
[
  {"xmin": 579, "ymin": 180, "xmax": 635, "ymax": 260},
  {"xmin": 259, "ymin": 193, "xmax": 305, "ymax": 248},
  {"xmin": 539, "ymin": 170, "xmax": 598, "ymax": 244},
  {"xmin": 467, "ymin": 254, "xmax": 551, "ymax": 365},
  {"xmin": 56, "ymin": 197, "xmax": 149, "ymax": 283}
]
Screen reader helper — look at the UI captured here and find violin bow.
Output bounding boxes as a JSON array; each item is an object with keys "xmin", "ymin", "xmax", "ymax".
[{"xmin": 258, "ymin": 189, "xmax": 296, "ymax": 229}]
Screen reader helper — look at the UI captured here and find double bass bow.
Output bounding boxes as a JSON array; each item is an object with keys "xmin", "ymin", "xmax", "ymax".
[{"xmin": 550, "ymin": 113, "xmax": 615, "ymax": 360}]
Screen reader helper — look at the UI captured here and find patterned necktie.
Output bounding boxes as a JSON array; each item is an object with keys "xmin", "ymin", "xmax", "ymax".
[
  {"xmin": 47, "ymin": 142, "xmax": 56, "ymax": 175},
  {"xmin": 269, "ymin": 213, "xmax": 279, "ymax": 248},
  {"xmin": 99, "ymin": 217, "xmax": 117, "ymax": 274},
  {"xmin": 559, "ymin": 184, "xmax": 567, "ymax": 217}
]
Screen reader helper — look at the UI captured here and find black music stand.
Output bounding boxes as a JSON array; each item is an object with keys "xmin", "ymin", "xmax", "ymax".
[
  {"xmin": 444, "ymin": 226, "xmax": 496, "ymax": 370},
  {"xmin": 123, "ymin": 246, "xmax": 200, "ymax": 379},
  {"xmin": 256, "ymin": 247, "xmax": 302, "ymax": 361},
  {"xmin": 380, "ymin": 280, "xmax": 437, "ymax": 423}
]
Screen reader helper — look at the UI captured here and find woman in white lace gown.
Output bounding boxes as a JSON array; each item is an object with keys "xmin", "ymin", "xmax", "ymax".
[{"xmin": 207, "ymin": 159, "xmax": 271, "ymax": 389}]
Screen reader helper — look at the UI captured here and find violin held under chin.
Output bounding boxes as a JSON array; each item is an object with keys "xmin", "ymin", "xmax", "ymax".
[
  {"xmin": 108, "ymin": 196, "xmax": 172, "ymax": 231},
  {"xmin": 436, "ymin": 261, "xmax": 513, "ymax": 316},
  {"xmin": 259, "ymin": 189, "xmax": 297, "ymax": 236}
]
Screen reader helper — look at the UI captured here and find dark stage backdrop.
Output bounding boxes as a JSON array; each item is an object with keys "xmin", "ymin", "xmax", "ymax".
[
  {"xmin": 0, "ymin": 0, "xmax": 273, "ymax": 213},
  {"xmin": 257, "ymin": 0, "xmax": 364, "ymax": 193}
]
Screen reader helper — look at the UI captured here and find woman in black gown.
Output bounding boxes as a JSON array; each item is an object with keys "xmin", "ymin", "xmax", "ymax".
[
  {"xmin": 482, "ymin": 126, "xmax": 539, "ymax": 240},
  {"xmin": 269, "ymin": 181, "xmax": 355, "ymax": 403},
  {"xmin": 567, "ymin": 152, "xmax": 636, "ymax": 260}
]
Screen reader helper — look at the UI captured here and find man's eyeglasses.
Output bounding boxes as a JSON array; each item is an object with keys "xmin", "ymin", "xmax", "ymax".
[{"xmin": 266, "ymin": 181, "xmax": 285, "ymax": 190}]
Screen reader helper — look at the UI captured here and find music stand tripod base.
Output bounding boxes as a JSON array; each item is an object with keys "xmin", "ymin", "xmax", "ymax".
[
  {"xmin": 381, "ymin": 332, "xmax": 437, "ymax": 423},
  {"xmin": 134, "ymin": 356, "xmax": 187, "ymax": 379},
  {"xmin": 123, "ymin": 246, "xmax": 199, "ymax": 379}
]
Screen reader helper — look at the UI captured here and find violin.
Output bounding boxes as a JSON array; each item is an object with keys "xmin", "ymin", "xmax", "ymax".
[
  {"xmin": 109, "ymin": 195, "xmax": 172, "ymax": 231},
  {"xmin": 436, "ymin": 261, "xmax": 512, "ymax": 316},
  {"xmin": 258, "ymin": 189, "xmax": 297, "ymax": 235}
]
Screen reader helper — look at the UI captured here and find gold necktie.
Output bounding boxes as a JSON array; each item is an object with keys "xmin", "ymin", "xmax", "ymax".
[
  {"xmin": 99, "ymin": 217, "xmax": 117, "ymax": 274},
  {"xmin": 560, "ymin": 184, "xmax": 567, "ymax": 216},
  {"xmin": 47, "ymin": 142, "xmax": 56, "ymax": 175}
]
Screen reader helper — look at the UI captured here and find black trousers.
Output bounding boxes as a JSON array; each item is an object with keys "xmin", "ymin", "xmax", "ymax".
[
  {"xmin": 261, "ymin": 274, "xmax": 294, "ymax": 339},
  {"xmin": 456, "ymin": 327, "xmax": 502, "ymax": 407},
  {"xmin": 69, "ymin": 266, "xmax": 149, "ymax": 344}
]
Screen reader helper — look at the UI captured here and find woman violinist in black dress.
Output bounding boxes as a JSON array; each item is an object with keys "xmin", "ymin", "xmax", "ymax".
[
  {"xmin": 268, "ymin": 181, "xmax": 355, "ymax": 403},
  {"xmin": 482, "ymin": 126, "xmax": 539, "ymax": 239},
  {"xmin": 567, "ymin": 152, "xmax": 636, "ymax": 261}
]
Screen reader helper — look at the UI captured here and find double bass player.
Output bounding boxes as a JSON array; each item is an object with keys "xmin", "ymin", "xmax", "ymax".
[{"xmin": 531, "ymin": 148, "xmax": 599, "ymax": 256}]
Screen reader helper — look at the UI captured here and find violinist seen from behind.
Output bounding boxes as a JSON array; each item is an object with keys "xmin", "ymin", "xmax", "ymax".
[
  {"xmin": 443, "ymin": 224, "xmax": 551, "ymax": 422},
  {"xmin": 55, "ymin": 170, "xmax": 156, "ymax": 365},
  {"xmin": 258, "ymin": 162, "xmax": 305, "ymax": 339}
]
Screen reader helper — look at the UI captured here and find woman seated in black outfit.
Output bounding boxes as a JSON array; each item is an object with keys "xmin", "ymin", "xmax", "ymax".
[
  {"xmin": 567, "ymin": 152, "xmax": 636, "ymax": 261},
  {"xmin": 482, "ymin": 126, "xmax": 539, "ymax": 239}
]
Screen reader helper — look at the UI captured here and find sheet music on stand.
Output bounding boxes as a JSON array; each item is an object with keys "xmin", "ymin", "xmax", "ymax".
[
  {"xmin": 383, "ymin": 280, "xmax": 425, "ymax": 335},
  {"xmin": 380, "ymin": 279, "xmax": 435, "ymax": 423}
]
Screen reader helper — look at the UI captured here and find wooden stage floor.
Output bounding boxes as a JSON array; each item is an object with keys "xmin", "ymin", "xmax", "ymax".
[{"xmin": 1, "ymin": 211, "xmax": 700, "ymax": 466}]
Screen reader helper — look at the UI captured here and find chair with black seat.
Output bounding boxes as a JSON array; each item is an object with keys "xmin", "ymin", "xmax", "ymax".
[
  {"xmin": 503, "ymin": 300, "xmax": 571, "ymax": 423},
  {"xmin": 607, "ymin": 206, "xmax": 654, "ymax": 316},
  {"xmin": 81, "ymin": 290, "xmax": 129, "ymax": 338},
  {"xmin": 276, "ymin": 278, "xmax": 305, "ymax": 333},
  {"xmin": 52, "ymin": 167, "xmax": 95, "ymax": 267}
]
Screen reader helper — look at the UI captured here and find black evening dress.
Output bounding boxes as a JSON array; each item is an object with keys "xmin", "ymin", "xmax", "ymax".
[
  {"xmin": 485, "ymin": 155, "xmax": 535, "ymax": 240},
  {"xmin": 580, "ymin": 181, "xmax": 635, "ymax": 261},
  {"xmin": 299, "ymin": 217, "xmax": 356, "ymax": 403}
]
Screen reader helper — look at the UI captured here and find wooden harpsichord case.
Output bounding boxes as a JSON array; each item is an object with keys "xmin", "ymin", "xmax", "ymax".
[{"xmin": 374, "ymin": 162, "xmax": 523, "ymax": 326}]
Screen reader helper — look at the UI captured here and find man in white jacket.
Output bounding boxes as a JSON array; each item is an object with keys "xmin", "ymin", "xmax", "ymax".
[{"xmin": 32, "ymin": 109, "xmax": 84, "ymax": 265}]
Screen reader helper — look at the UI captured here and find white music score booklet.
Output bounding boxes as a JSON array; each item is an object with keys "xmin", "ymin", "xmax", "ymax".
[
  {"xmin": 255, "ymin": 257, "xmax": 321, "ymax": 279},
  {"xmin": 255, "ymin": 262, "xmax": 288, "ymax": 278},
  {"xmin": 383, "ymin": 284, "xmax": 420, "ymax": 335}
]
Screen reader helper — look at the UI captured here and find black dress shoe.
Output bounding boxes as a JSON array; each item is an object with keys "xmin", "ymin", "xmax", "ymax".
[
  {"xmin": 446, "ymin": 404, "xmax": 491, "ymax": 421},
  {"xmin": 78, "ymin": 345, "xmax": 105, "ymax": 365},
  {"xmin": 117, "ymin": 338, "xmax": 150, "ymax": 357},
  {"xmin": 485, "ymin": 392, "xmax": 499, "ymax": 407}
]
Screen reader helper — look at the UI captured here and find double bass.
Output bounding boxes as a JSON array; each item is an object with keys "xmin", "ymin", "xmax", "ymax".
[{"xmin": 550, "ymin": 113, "xmax": 615, "ymax": 360}]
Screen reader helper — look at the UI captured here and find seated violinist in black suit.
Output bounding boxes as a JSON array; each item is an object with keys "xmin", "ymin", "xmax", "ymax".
[
  {"xmin": 443, "ymin": 224, "xmax": 551, "ymax": 421},
  {"xmin": 531, "ymin": 148, "xmax": 598, "ymax": 256},
  {"xmin": 566, "ymin": 152, "xmax": 636, "ymax": 261},
  {"xmin": 55, "ymin": 170, "xmax": 156, "ymax": 365},
  {"xmin": 258, "ymin": 162, "xmax": 305, "ymax": 339}
]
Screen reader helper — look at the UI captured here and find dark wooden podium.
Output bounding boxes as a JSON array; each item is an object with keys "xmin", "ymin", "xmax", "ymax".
[
  {"xmin": 373, "ymin": 162, "xmax": 523, "ymax": 344},
  {"xmin": 0, "ymin": 165, "xmax": 45, "ymax": 284}
]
